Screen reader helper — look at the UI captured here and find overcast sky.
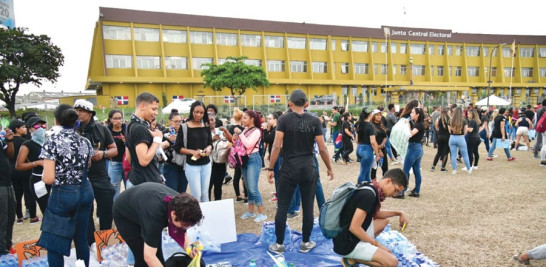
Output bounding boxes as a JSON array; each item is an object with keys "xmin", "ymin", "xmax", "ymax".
[{"xmin": 12, "ymin": 0, "xmax": 545, "ymax": 94}]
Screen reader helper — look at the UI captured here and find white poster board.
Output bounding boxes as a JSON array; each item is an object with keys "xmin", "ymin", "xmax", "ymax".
[{"xmin": 187, "ymin": 199, "xmax": 237, "ymax": 245}]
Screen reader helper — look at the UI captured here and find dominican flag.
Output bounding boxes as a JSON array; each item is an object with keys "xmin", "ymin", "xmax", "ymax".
[
  {"xmin": 116, "ymin": 96, "xmax": 129, "ymax": 105},
  {"xmin": 172, "ymin": 95, "xmax": 184, "ymax": 100},
  {"xmin": 224, "ymin": 96, "xmax": 234, "ymax": 103},
  {"xmin": 270, "ymin": 95, "xmax": 281, "ymax": 103}
]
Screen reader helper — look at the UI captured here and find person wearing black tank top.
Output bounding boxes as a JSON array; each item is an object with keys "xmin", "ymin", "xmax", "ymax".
[{"xmin": 514, "ymin": 110, "xmax": 534, "ymax": 150}]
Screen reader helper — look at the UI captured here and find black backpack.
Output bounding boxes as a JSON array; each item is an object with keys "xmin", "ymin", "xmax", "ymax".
[{"xmin": 164, "ymin": 252, "xmax": 205, "ymax": 267}]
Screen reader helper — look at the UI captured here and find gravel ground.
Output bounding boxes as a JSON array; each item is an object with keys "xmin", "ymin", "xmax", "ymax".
[{"xmin": 12, "ymin": 142, "xmax": 546, "ymax": 266}]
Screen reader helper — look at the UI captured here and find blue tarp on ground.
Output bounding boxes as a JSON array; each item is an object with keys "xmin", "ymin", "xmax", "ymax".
[{"xmin": 202, "ymin": 232, "xmax": 341, "ymax": 267}]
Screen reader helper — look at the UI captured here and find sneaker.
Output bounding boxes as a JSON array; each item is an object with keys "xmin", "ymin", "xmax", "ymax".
[
  {"xmin": 492, "ymin": 154, "xmax": 498, "ymax": 158},
  {"xmin": 16, "ymin": 217, "xmax": 24, "ymax": 224},
  {"xmin": 486, "ymin": 157, "xmax": 493, "ymax": 161},
  {"xmin": 9, "ymin": 246, "xmax": 16, "ymax": 254},
  {"xmin": 341, "ymin": 258, "xmax": 358, "ymax": 267},
  {"xmin": 254, "ymin": 213, "xmax": 267, "ymax": 223},
  {"xmin": 240, "ymin": 212, "xmax": 256, "ymax": 219},
  {"xmin": 24, "ymin": 210, "xmax": 30, "ymax": 219},
  {"xmin": 430, "ymin": 166, "xmax": 435, "ymax": 172},
  {"xmin": 29, "ymin": 217, "xmax": 41, "ymax": 224},
  {"xmin": 243, "ymin": 198, "xmax": 248, "ymax": 204},
  {"xmin": 466, "ymin": 169, "xmax": 472, "ymax": 175},
  {"xmin": 269, "ymin": 243, "xmax": 285, "ymax": 254},
  {"xmin": 409, "ymin": 191, "xmax": 420, "ymax": 198},
  {"xmin": 540, "ymin": 161, "xmax": 546, "ymax": 167},
  {"xmin": 391, "ymin": 159, "xmax": 400, "ymax": 165},
  {"xmin": 462, "ymin": 167, "xmax": 468, "ymax": 171},
  {"xmin": 440, "ymin": 168, "xmax": 448, "ymax": 173},
  {"xmin": 393, "ymin": 194, "xmax": 405, "ymax": 199},
  {"xmin": 236, "ymin": 197, "xmax": 244, "ymax": 202},
  {"xmin": 287, "ymin": 211, "xmax": 300, "ymax": 219},
  {"xmin": 533, "ymin": 155, "xmax": 540, "ymax": 159},
  {"xmin": 507, "ymin": 157, "xmax": 516, "ymax": 161},
  {"xmin": 472, "ymin": 166, "xmax": 479, "ymax": 170},
  {"xmin": 223, "ymin": 176, "xmax": 233, "ymax": 185},
  {"xmin": 299, "ymin": 241, "xmax": 316, "ymax": 253},
  {"xmin": 270, "ymin": 197, "xmax": 278, "ymax": 202},
  {"xmin": 452, "ymin": 170, "xmax": 457, "ymax": 175},
  {"xmin": 513, "ymin": 254, "xmax": 530, "ymax": 265}
]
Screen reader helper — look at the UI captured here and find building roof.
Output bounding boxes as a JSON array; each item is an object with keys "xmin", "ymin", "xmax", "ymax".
[{"xmin": 99, "ymin": 7, "xmax": 546, "ymax": 45}]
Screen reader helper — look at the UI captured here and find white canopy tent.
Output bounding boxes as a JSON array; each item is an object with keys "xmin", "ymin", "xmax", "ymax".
[
  {"xmin": 475, "ymin": 95, "xmax": 511, "ymax": 106},
  {"xmin": 162, "ymin": 99, "xmax": 192, "ymax": 114}
]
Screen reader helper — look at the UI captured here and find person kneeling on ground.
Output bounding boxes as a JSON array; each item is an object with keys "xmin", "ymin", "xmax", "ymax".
[
  {"xmin": 334, "ymin": 168, "xmax": 409, "ymax": 267},
  {"xmin": 113, "ymin": 182, "xmax": 203, "ymax": 267}
]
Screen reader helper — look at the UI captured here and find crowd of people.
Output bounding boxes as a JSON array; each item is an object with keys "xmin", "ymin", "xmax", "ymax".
[{"xmin": 0, "ymin": 90, "xmax": 544, "ymax": 267}]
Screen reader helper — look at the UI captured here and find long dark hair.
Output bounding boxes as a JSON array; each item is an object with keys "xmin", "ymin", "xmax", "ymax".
[
  {"xmin": 245, "ymin": 110, "xmax": 262, "ymax": 130},
  {"xmin": 187, "ymin": 101, "xmax": 209, "ymax": 127},
  {"xmin": 400, "ymin": 99, "xmax": 420, "ymax": 118},
  {"xmin": 358, "ymin": 106, "xmax": 373, "ymax": 132}
]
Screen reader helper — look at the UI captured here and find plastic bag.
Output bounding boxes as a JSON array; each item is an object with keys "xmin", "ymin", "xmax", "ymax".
[{"xmin": 186, "ymin": 229, "xmax": 221, "ymax": 252}]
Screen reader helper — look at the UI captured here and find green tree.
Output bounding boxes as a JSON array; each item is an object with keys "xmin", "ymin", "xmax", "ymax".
[
  {"xmin": 201, "ymin": 56, "xmax": 269, "ymax": 105},
  {"xmin": 0, "ymin": 27, "xmax": 64, "ymax": 117}
]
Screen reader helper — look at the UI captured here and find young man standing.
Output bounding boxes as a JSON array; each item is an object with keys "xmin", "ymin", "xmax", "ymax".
[
  {"xmin": 0, "ymin": 128, "xmax": 15, "ymax": 256},
  {"xmin": 126, "ymin": 92, "xmax": 166, "ymax": 186},
  {"xmin": 334, "ymin": 169, "xmax": 409, "ymax": 267},
  {"xmin": 267, "ymin": 89, "xmax": 334, "ymax": 254},
  {"xmin": 74, "ymin": 99, "xmax": 118, "ymax": 246},
  {"xmin": 330, "ymin": 106, "xmax": 341, "ymax": 161}
]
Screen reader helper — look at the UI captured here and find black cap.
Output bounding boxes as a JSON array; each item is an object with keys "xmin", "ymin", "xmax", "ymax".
[
  {"xmin": 9, "ymin": 119, "xmax": 26, "ymax": 132},
  {"xmin": 26, "ymin": 117, "xmax": 46, "ymax": 129},
  {"xmin": 289, "ymin": 89, "xmax": 307, "ymax": 106}
]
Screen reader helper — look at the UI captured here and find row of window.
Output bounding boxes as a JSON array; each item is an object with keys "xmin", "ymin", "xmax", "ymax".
[
  {"xmin": 105, "ymin": 54, "xmax": 542, "ymax": 77},
  {"xmin": 102, "ymin": 26, "xmax": 546, "ymax": 57}
]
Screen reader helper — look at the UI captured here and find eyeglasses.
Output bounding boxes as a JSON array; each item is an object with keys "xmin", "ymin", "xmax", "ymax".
[
  {"xmin": 33, "ymin": 124, "xmax": 46, "ymax": 130},
  {"xmin": 393, "ymin": 187, "xmax": 404, "ymax": 197}
]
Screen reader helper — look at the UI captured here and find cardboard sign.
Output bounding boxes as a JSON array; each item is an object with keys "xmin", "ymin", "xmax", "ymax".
[
  {"xmin": 93, "ymin": 228, "xmax": 125, "ymax": 262},
  {"xmin": 15, "ymin": 239, "xmax": 47, "ymax": 267},
  {"xmin": 187, "ymin": 198, "xmax": 237, "ymax": 245}
]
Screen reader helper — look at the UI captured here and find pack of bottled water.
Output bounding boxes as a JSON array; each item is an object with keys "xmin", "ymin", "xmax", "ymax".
[
  {"xmin": 162, "ymin": 230, "xmax": 185, "ymax": 259},
  {"xmin": 259, "ymin": 221, "xmax": 292, "ymax": 246},
  {"xmin": 99, "ymin": 243, "xmax": 129, "ymax": 267},
  {"xmin": 376, "ymin": 224, "xmax": 439, "ymax": 267},
  {"xmin": 21, "ymin": 256, "xmax": 48, "ymax": 267},
  {"xmin": 0, "ymin": 254, "xmax": 19, "ymax": 267},
  {"xmin": 186, "ymin": 229, "xmax": 221, "ymax": 252}
]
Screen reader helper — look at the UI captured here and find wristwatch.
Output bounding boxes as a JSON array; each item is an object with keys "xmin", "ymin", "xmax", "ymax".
[{"xmin": 265, "ymin": 168, "xmax": 274, "ymax": 171}]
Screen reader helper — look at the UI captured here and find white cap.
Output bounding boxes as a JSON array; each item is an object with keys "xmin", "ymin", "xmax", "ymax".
[{"xmin": 74, "ymin": 99, "xmax": 95, "ymax": 114}]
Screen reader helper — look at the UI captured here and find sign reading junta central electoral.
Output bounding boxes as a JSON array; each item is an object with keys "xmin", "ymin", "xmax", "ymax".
[
  {"xmin": 383, "ymin": 26, "xmax": 452, "ymax": 40},
  {"xmin": 0, "ymin": 0, "xmax": 15, "ymax": 28}
]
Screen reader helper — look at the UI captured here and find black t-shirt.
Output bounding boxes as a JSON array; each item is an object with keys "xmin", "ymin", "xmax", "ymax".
[
  {"xmin": 110, "ymin": 128, "xmax": 126, "ymax": 162},
  {"xmin": 450, "ymin": 120, "xmax": 467, "ymax": 136},
  {"xmin": 126, "ymin": 120, "xmax": 162, "ymax": 185},
  {"xmin": 357, "ymin": 122, "xmax": 376, "ymax": 145},
  {"xmin": 333, "ymin": 187, "xmax": 377, "ymax": 255},
  {"xmin": 113, "ymin": 183, "xmax": 177, "ymax": 248},
  {"xmin": 78, "ymin": 122, "xmax": 114, "ymax": 182},
  {"xmin": 372, "ymin": 122, "xmax": 387, "ymax": 145},
  {"xmin": 408, "ymin": 121, "xmax": 425, "ymax": 143},
  {"xmin": 0, "ymin": 140, "xmax": 12, "ymax": 186},
  {"xmin": 263, "ymin": 126, "xmax": 276, "ymax": 155},
  {"xmin": 492, "ymin": 115, "xmax": 507, "ymax": 138},
  {"xmin": 437, "ymin": 118, "xmax": 450, "ymax": 136},
  {"xmin": 342, "ymin": 121, "xmax": 352, "ymax": 142},
  {"xmin": 11, "ymin": 136, "xmax": 31, "ymax": 179},
  {"xmin": 173, "ymin": 126, "xmax": 212, "ymax": 166},
  {"xmin": 22, "ymin": 140, "xmax": 44, "ymax": 175},
  {"xmin": 468, "ymin": 119, "xmax": 480, "ymax": 139},
  {"xmin": 276, "ymin": 112, "xmax": 322, "ymax": 164}
]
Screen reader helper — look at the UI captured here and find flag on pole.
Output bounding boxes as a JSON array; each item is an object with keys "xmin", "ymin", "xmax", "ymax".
[
  {"xmin": 116, "ymin": 96, "xmax": 129, "ymax": 105},
  {"xmin": 224, "ymin": 96, "xmax": 234, "ymax": 103},
  {"xmin": 270, "ymin": 95, "xmax": 281, "ymax": 103},
  {"xmin": 510, "ymin": 40, "xmax": 516, "ymax": 57},
  {"xmin": 172, "ymin": 95, "xmax": 184, "ymax": 100}
]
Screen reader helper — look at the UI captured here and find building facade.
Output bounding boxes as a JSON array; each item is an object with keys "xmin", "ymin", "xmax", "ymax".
[{"xmin": 80, "ymin": 7, "xmax": 546, "ymax": 109}]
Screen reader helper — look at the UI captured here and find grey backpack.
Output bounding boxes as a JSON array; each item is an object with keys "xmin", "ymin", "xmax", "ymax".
[{"xmin": 211, "ymin": 138, "xmax": 231, "ymax": 164}]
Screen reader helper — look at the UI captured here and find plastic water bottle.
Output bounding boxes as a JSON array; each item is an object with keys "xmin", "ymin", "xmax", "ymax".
[
  {"xmin": 249, "ymin": 259, "xmax": 257, "ymax": 267},
  {"xmin": 378, "ymin": 157, "xmax": 383, "ymax": 168},
  {"xmin": 0, "ymin": 130, "xmax": 5, "ymax": 141}
]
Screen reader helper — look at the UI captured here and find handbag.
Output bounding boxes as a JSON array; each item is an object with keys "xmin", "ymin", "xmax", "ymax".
[
  {"xmin": 164, "ymin": 252, "xmax": 205, "ymax": 267},
  {"xmin": 172, "ymin": 123, "xmax": 189, "ymax": 167},
  {"xmin": 211, "ymin": 138, "xmax": 231, "ymax": 164}
]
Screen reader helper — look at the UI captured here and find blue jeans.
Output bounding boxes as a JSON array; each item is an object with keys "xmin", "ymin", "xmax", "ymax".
[
  {"xmin": 242, "ymin": 153, "xmax": 263, "ymax": 206},
  {"xmin": 288, "ymin": 185, "xmax": 301, "ymax": 214},
  {"xmin": 479, "ymin": 129, "xmax": 490, "ymax": 152},
  {"xmin": 357, "ymin": 144, "xmax": 374, "ymax": 183},
  {"xmin": 322, "ymin": 127, "xmax": 327, "ymax": 142},
  {"xmin": 163, "ymin": 163, "xmax": 188, "ymax": 193},
  {"xmin": 386, "ymin": 138, "xmax": 394, "ymax": 159},
  {"xmin": 184, "ymin": 162, "xmax": 212, "ymax": 202},
  {"xmin": 313, "ymin": 155, "xmax": 325, "ymax": 209},
  {"xmin": 107, "ymin": 161, "xmax": 124, "ymax": 201},
  {"xmin": 488, "ymin": 138, "xmax": 512, "ymax": 159},
  {"xmin": 333, "ymin": 131, "xmax": 341, "ymax": 158},
  {"xmin": 42, "ymin": 181, "xmax": 94, "ymax": 267},
  {"xmin": 449, "ymin": 135, "xmax": 471, "ymax": 170},
  {"xmin": 273, "ymin": 156, "xmax": 283, "ymax": 193},
  {"xmin": 402, "ymin": 142, "xmax": 423, "ymax": 194}
]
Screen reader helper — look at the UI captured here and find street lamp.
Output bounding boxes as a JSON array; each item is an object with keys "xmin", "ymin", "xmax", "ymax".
[{"xmin": 487, "ymin": 43, "xmax": 506, "ymax": 109}]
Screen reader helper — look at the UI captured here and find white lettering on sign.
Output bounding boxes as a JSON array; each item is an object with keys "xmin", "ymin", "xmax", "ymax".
[{"xmin": 389, "ymin": 28, "xmax": 452, "ymax": 39}]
